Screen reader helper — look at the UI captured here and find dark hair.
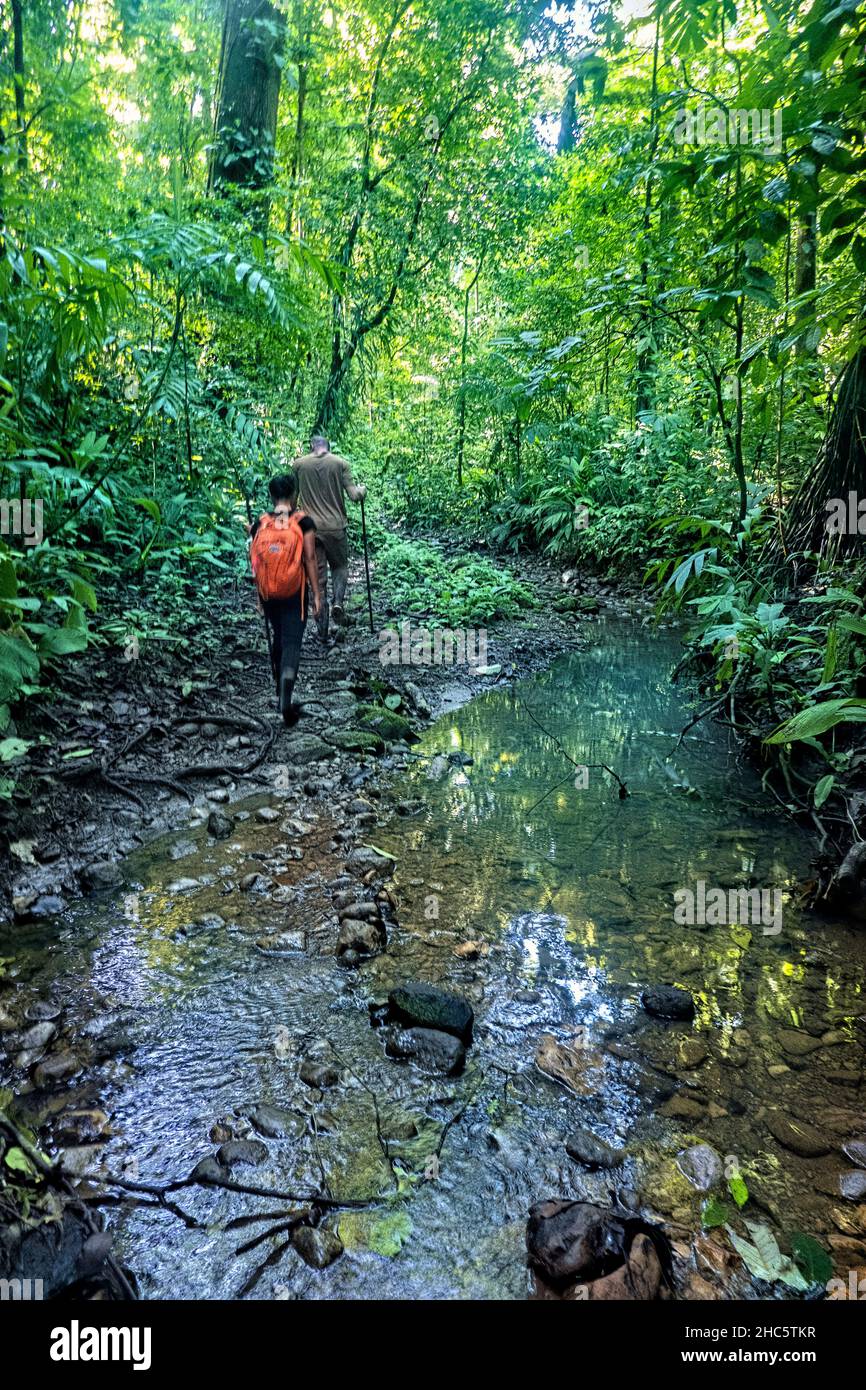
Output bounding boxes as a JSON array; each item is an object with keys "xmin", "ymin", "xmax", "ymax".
[
  {"xmin": 310, "ymin": 434, "xmax": 329, "ymax": 452},
  {"xmin": 268, "ymin": 473, "xmax": 297, "ymax": 503}
]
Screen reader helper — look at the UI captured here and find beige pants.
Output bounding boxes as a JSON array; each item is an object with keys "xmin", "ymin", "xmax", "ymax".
[{"xmin": 315, "ymin": 529, "xmax": 348, "ymax": 633}]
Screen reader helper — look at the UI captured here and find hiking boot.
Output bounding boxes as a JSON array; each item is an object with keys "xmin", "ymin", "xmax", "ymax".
[
  {"xmin": 283, "ymin": 701, "xmax": 302, "ymax": 728},
  {"xmin": 331, "ymin": 602, "xmax": 345, "ymax": 625},
  {"xmin": 278, "ymin": 671, "xmax": 295, "ymax": 718}
]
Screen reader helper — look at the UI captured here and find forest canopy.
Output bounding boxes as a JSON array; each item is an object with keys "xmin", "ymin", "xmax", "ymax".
[{"xmin": 0, "ymin": 0, "xmax": 864, "ymax": 821}]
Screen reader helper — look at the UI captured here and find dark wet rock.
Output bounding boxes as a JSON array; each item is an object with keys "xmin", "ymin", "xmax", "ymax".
[
  {"xmin": 336, "ymin": 916, "xmax": 386, "ymax": 962},
  {"xmin": 842, "ymin": 1138, "xmax": 866, "ymax": 1168},
  {"xmin": 207, "ymin": 810, "xmax": 234, "ymax": 839},
  {"xmin": 190, "ymin": 1157, "xmax": 226, "ymax": 1185},
  {"xmin": 565, "ymin": 1128, "xmax": 624, "ymax": 1170},
  {"xmin": 15, "ymin": 1021, "xmax": 57, "ymax": 1051},
  {"xmin": 553, "ymin": 594, "xmax": 599, "ymax": 615},
  {"xmin": 55, "ymin": 1109, "xmax": 110, "ymax": 1146},
  {"xmin": 387, "ymin": 982, "xmax": 473, "ymax": 1043},
  {"xmin": 840, "ymin": 1170, "xmax": 866, "ymax": 1201},
  {"xmin": 255, "ymin": 931, "xmax": 306, "ymax": 956},
  {"xmin": 16, "ymin": 894, "xmax": 67, "ymax": 921},
  {"xmin": 299, "ymin": 1058, "xmax": 339, "ymax": 1089},
  {"xmin": 658, "ymin": 1094, "xmax": 706, "ymax": 1121},
  {"xmin": 347, "ymin": 845, "xmax": 395, "ymax": 876},
  {"xmin": 514, "ymin": 989, "xmax": 542, "ymax": 1004},
  {"xmin": 570, "ymin": 1232, "xmax": 662, "ymax": 1301},
  {"xmin": 292, "ymin": 1225, "xmax": 343, "ymax": 1269},
  {"xmin": 766, "ymin": 1111, "xmax": 831, "ymax": 1158},
  {"xmin": 641, "ymin": 985, "xmax": 695, "ymax": 1021},
  {"xmin": 526, "ymin": 1200, "xmax": 629, "ymax": 1284},
  {"xmin": 33, "ymin": 1052, "xmax": 81, "ymax": 1087},
  {"xmin": 207, "ymin": 788, "xmax": 230, "ymax": 803},
  {"xmin": 216, "ymin": 1139, "xmax": 269, "ymax": 1169},
  {"xmin": 24, "ymin": 999, "xmax": 62, "ymax": 1023},
  {"xmin": 209, "ymin": 1115, "xmax": 243, "ymax": 1144},
  {"xmin": 239, "ymin": 872, "xmax": 271, "ymax": 893},
  {"xmin": 80, "ymin": 860, "xmax": 122, "ymax": 892},
  {"xmin": 338, "ymin": 900, "xmax": 379, "ymax": 922},
  {"xmin": 385, "ymin": 1026, "xmax": 466, "ymax": 1075},
  {"xmin": 676, "ymin": 1143, "xmax": 722, "ymax": 1191},
  {"xmin": 248, "ymin": 1104, "xmax": 304, "ymax": 1140},
  {"xmin": 286, "ymin": 733, "xmax": 336, "ymax": 765},
  {"xmin": 777, "ymin": 1028, "xmax": 823, "ymax": 1057},
  {"xmin": 676, "ymin": 1037, "xmax": 709, "ymax": 1069}
]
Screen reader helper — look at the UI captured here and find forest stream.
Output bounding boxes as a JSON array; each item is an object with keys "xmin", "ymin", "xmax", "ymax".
[{"xmin": 3, "ymin": 618, "xmax": 865, "ymax": 1300}]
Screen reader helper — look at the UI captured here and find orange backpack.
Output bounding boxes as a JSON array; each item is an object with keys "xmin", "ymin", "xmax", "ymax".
[{"xmin": 250, "ymin": 509, "xmax": 307, "ymax": 606}]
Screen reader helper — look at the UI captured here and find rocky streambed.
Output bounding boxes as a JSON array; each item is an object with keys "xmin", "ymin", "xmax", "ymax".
[{"xmin": 2, "ymin": 616, "xmax": 866, "ymax": 1300}]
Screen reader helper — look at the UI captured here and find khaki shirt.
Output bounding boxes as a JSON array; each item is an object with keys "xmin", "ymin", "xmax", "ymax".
[{"xmin": 293, "ymin": 452, "xmax": 362, "ymax": 535}]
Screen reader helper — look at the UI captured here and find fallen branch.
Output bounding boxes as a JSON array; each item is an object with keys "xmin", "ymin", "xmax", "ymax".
[{"xmin": 519, "ymin": 699, "xmax": 628, "ymax": 799}]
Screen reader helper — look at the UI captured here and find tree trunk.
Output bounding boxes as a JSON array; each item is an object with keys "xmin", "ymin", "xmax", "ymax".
[
  {"xmin": 787, "ymin": 340, "xmax": 866, "ymax": 554},
  {"xmin": 635, "ymin": 14, "xmax": 661, "ymax": 417},
  {"xmin": 11, "ymin": 0, "xmax": 26, "ymax": 172},
  {"xmin": 209, "ymin": 0, "xmax": 285, "ymax": 216},
  {"xmin": 456, "ymin": 257, "xmax": 484, "ymax": 488}
]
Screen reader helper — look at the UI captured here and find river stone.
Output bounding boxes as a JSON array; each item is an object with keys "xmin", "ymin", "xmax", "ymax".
[
  {"xmin": 840, "ymin": 1170, "xmax": 866, "ymax": 1202},
  {"xmin": 387, "ymin": 983, "xmax": 473, "ymax": 1043},
  {"xmin": 777, "ymin": 1028, "xmax": 823, "ymax": 1057},
  {"xmin": 347, "ymin": 845, "xmax": 396, "ymax": 876},
  {"xmin": 24, "ymin": 894, "xmax": 67, "ymax": 920},
  {"xmin": 385, "ymin": 1026, "xmax": 466, "ymax": 1075},
  {"xmin": 676, "ymin": 1143, "xmax": 723, "ymax": 1191},
  {"xmin": 255, "ymin": 806, "xmax": 280, "ymax": 823},
  {"xmin": 336, "ymin": 917, "xmax": 386, "ymax": 961},
  {"xmin": 641, "ymin": 985, "xmax": 695, "ymax": 1021},
  {"xmin": 842, "ymin": 1138, "xmax": 866, "ymax": 1169},
  {"xmin": 15, "ymin": 1021, "xmax": 57, "ymax": 1051},
  {"xmin": 355, "ymin": 705, "xmax": 417, "ymax": 743},
  {"xmin": 216, "ymin": 1139, "xmax": 269, "ymax": 1169},
  {"xmin": 338, "ymin": 900, "xmax": 380, "ymax": 922},
  {"xmin": 292, "ymin": 1225, "xmax": 343, "ymax": 1269},
  {"xmin": 766, "ymin": 1111, "xmax": 831, "ymax": 1158},
  {"xmin": 325, "ymin": 730, "xmax": 385, "ymax": 754},
  {"xmin": 33, "ymin": 1052, "xmax": 81, "ymax": 1087},
  {"xmin": 526, "ymin": 1200, "xmax": 627, "ymax": 1284},
  {"xmin": 299, "ymin": 1058, "xmax": 340, "ymax": 1089},
  {"xmin": 255, "ymin": 931, "xmax": 306, "ymax": 956},
  {"xmin": 571, "ymin": 1233, "xmax": 662, "ymax": 1301},
  {"xmin": 191, "ymin": 1157, "xmax": 226, "ymax": 1185},
  {"xmin": 80, "ymin": 860, "xmax": 122, "ymax": 892},
  {"xmin": 24, "ymin": 999, "xmax": 61, "ymax": 1023},
  {"xmin": 207, "ymin": 810, "xmax": 234, "ymax": 839},
  {"xmin": 247, "ymin": 1104, "xmax": 304, "ymax": 1140},
  {"xmin": 565, "ymin": 1127, "xmax": 623, "ymax": 1170},
  {"xmin": 286, "ymin": 734, "xmax": 335, "ymax": 765}
]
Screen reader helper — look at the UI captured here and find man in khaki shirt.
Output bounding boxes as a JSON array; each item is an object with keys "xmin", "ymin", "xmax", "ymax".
[{"xmin": 292, "ymin": 435, "xmax": 366, "ymax": 640}]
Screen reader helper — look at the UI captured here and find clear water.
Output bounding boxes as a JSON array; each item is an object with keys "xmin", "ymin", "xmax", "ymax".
[{"xmin": 3, "ymin": 619, "xmax": 864, "ymax": 1299}]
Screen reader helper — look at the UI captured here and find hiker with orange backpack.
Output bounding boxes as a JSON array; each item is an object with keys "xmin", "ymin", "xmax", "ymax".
[{"xmin": 249, "ymin": 473, "xmax": 321, "ymax": 725}]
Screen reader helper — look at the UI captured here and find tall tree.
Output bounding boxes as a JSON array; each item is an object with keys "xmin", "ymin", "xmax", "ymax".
[{"xmin": 209, "ymin": 0, "xmax": 286, "ymax": 222}]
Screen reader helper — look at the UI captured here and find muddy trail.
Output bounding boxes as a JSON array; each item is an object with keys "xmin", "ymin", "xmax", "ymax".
[{"xmin": 2, "ymin": 563, "xmax": 865, "ymax": 1301}]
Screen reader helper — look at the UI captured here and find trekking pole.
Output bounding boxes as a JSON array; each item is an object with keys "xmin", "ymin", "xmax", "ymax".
[{"xmin": 360, "ymin": 494, "xmax": 374, "ymax": 635}]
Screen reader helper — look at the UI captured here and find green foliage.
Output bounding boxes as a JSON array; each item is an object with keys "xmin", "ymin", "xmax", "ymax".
[{"xmin": 366, "ymin": 529, "xmax": 534, "ymax": 627}]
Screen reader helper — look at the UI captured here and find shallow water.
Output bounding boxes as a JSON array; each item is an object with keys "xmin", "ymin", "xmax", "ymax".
[{"xmin": 3, "ymin": 619, "xmax": 865, "ymax": 1299}]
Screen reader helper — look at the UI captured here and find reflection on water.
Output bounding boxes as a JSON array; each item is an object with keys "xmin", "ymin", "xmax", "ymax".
[{"xmin": 3, "ymin": 619, "xmax": 864, "ymax": 1300}]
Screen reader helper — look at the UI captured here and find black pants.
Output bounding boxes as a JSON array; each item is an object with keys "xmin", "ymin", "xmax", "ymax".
[{"xmin": 263, "ymin": 594, "xmax": 306, "ymax": 708}]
